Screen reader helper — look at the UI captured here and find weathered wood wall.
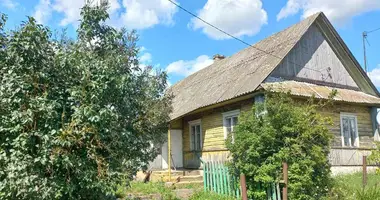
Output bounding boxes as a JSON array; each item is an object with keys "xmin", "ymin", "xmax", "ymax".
[
  {"xmin": 183, "ymin": 99, "xmax": 253, "ymax": 168},
  {"xmin": 319, "ymin": 103, "xmax": 374, "ymax": 148},
  {"xmin": 271, "ymin": 25, "xmax": 358, "ymax": 89},
  {"xmin": 181, "ymin": 97, "xmax": 375, "ymax": 168},
  {"xmin": 329, "ymin": 148, "xmax": 372, "ymax": 166}
]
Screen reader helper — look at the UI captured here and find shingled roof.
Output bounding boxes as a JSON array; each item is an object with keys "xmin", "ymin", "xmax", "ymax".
[{"xmin": 167, "ymin": 12, "xmax": 378, "ymax": 120}]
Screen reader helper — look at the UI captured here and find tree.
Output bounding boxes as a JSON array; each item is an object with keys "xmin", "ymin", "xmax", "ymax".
[
  {"xmin": 227, "ymin": 91, "xmax": 334, "ymax": 200},
  {"xmin": 0, "ymin": 4, "xmax": 171, "ymax": 199}
]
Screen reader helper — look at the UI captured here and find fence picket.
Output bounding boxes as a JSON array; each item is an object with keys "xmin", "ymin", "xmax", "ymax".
[
  {"xmin": 227, "ymin": 166, "xmax": 232, "ymax": 195},
  {"xmin": 223, "ymin": 164, "xmax": 227, "ymax": 195},
  {"xmin": 215, "ymin": 162, "xmax": 220, "ymax": 194},
  {"xmin": 203, "ymin": 162, "xmax": 207, "ymax": 191},
  {"xmin": 203, "ymin": 161, "xmax": 281, "ymax": 199}
]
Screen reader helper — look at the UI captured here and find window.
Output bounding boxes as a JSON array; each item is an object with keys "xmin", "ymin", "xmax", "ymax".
[
  {"xmin": 189, "ymin": 119, "xmax": 202, "ymax": 151},
  {"xmin": 223, "ymin": 110, "xmax": 240, "ymax": 140},
  {"xmin": 340, "ymin": 113, "xmax": 359, "ymax": 147},
  {"xmin": 254, "ymin": 94, "xmax": 266, "ymax": 116},
  {"xmin": 254, "ymin": 94, "xmax": 265, "ymax": 104}
]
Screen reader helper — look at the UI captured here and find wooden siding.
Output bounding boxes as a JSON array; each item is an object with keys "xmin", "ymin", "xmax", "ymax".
[
  {"xmin": 183, "ymin": 99, "xmax": 253, "ymax": 168},
  {"xmin": 271, "ymin": 25, "xmax": 358, "ymax": 89},
  {"xmin": 170, "ymin": 118, "xmax": 182, "ymax": 129},
  {"xmin": 319, "ymin": 103, "xmax": 374, "ymax": 148},
  {"xmin": 329, "ymin": 148, "xmax": 372, "ymax": 166},
  {"xmin": 181, "ymin": 95, "xmax": 375, "ymax": 168}
]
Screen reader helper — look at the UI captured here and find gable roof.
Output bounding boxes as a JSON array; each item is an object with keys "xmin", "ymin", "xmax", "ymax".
[{"xmin": 168, "ymin": 12, "xmax": 379, "ymax": 120}]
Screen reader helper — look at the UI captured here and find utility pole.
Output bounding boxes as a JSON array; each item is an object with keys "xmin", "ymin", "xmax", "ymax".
[
  {"xmin": 362, "ymin": 27, "xmax": 380, "ymax": 73},
  {"xmin": 362, "ymin": 31, "xmax": 368, "ymax": 73}
]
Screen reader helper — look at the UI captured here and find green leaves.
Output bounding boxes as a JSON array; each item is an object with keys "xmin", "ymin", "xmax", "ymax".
[
  {"xmin": 368, "ymin": 142, "xmax": 380, "ymax": 174},
  {"xmin": 0, "ymin": 3, "xmax": 170, "ymax": 200},
  {"xmin": 227, "ymin": 92, "xmax": 333, "ymax": 200}
]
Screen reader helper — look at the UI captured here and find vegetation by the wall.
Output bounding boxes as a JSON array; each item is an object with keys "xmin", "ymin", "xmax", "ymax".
[
  {"xmin": 329, "ymin": 172, "xmax": 380, "ymax": 200},
  {"xmin": 369, "ymin": 142, "xmax": 380, "ymax": 174},
  {"xmin": 227, "ymin": 91, "xmax": 335, "ymax": 200},
  {"xmin": 0, "ymin": 3, "xmax": 171, "ymax": 200}
]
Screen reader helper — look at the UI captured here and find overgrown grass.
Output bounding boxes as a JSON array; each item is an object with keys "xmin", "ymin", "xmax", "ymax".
[
  {"xmin": 115, "ymin": 181, "xmax": 236, "ymax": 200},
  {"xmin": 188, "ymin": 191, "xmax": 237, "ymax": 200},
  {"xmin": 329, "ymin": 172, "xmax": 380, "ymax": 200},
  {"xmin": 115, "ymin": 181, "xmax": 179, "ymax": 199}
]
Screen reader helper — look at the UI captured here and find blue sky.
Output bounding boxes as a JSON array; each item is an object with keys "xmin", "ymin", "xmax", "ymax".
[{"xmin": 1, "ymin": 0, "xmax": 380, "ymax": 87}]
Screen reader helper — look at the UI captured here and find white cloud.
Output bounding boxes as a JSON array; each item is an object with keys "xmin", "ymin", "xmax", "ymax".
[
  {"xmin": 0, "ymin": 0, "xmax": 18, "ymax": 9},
  {"xmin": 33, "ymin": 0, "xmax": 52, "ymax": 24},
  {"xmin": 369, "ymin": 65, "xmax": 380, "ymax": 88},
  {"xmin": 140, "ymin": 52, "xmax": 152, "ymax": 63},
  {"xmin": 277, "ymin": 0, "xmax": 380, "ymax": 25},
  {"xmin": 54, "ymin": 0, "xmax": 122, "ymax": 26},
  {"xmin": 166, "ymin": 55, "xmax": 214, "ymax": 77},
  {"xmin": 34, "ymin": 0, "xmax": 177, "ymax": 29},
  {"xmin": 52, "ymin": 0, "xmax": 85, "ymax": 26},
  {"xmin": 138, "ymin": 47, "xmax": 154, "ymax": 71},
  {"xmin": 189, "ymin": 0, "xmax": 267, "ymax": 40},
  {"xmin": 112, "ymin": 0, "xmax": 178, "ymax": 30}
]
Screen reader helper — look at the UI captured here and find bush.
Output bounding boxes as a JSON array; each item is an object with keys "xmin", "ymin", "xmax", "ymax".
[
  {"xmin": 227, "ymin": 91, "xmax": 334, "ymax": 200},
  {"xmin": 0, "ymin": 4, "xmax": 171, "ymax": 200},
  {"xmin": 369, "ymin": 142, "xmax": 380, "ymax": 174}
]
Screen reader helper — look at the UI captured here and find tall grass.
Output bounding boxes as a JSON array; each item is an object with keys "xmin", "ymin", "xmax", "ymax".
[
  {"xmin": 115, "ymin": 181, "xmax": 179, "ymax": 200},
  {"xmin": 188, "ymin": 191, "xmax": 236, "ymax": 200},
  {"xmin": 329, "ymin": 172, "xmax": 380, "ymax": 200}
]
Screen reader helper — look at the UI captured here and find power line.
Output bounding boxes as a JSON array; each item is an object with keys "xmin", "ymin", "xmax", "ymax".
[
  {"xmin": 367, "ymin": 27, "xmax": 380, "ymax": 34},
  {"xmin": 167, "ymin": 0, "xmax": 311, "ymax": 70}
]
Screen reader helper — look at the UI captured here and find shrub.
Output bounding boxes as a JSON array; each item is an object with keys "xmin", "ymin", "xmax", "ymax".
[
  {"xmin": 227, "ymin": 91, "xmax": 334, "ymax": 200},
  {"xmin": 369, "ymin": 142, "xmax": 380, "ymax": 174}
]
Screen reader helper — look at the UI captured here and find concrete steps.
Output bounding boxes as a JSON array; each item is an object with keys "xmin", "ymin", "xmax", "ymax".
[
  {"xmin": 146, "ymin": 170, "xmax": 204, "ymax": 190},
  {"xmin": 174, "ymin": 180, "xmax": 204, "ymax": 189},
  {"xmin": 178, "ymin": 175, "xmax": 203, "ymax": 182}
]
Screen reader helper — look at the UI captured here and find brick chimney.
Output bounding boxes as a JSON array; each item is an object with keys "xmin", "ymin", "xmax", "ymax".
[{"xmin": 213, "ymin": 54, "xmax": 225, "ymax": 61}]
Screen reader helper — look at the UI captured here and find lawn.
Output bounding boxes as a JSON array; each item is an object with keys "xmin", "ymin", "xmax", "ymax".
[
  {"xmin": 115, "ymin": 173, "xmax": 380, "ymax": 200},
  {"xmin": 116, "ymin": 181, "xmax": 236, "ymax": 200},
  {"xmin": 329, "ymin": 172, "xmax": 380, "ymax": 200}
]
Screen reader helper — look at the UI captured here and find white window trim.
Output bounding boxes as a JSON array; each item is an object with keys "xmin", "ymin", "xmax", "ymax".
[
  {"xmin": 188, "ymin": 119, "xmax": 202, "ymax": 151},
  {"xmin": 222, "ymin": 109, "xmax": 240, "ymax": 139},
  {"xmin": 340, "ymin": 112, "xmax": 359, "ymax": 148}
]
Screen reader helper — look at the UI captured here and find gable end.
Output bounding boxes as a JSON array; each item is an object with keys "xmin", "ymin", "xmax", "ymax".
[{"xmin": 270, "ymin": 24, "xmax": 359, "ymax": 90}]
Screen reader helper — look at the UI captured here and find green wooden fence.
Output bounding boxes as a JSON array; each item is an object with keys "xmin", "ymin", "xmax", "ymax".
[{"xmin": 203, "ymin": 161, "xmax": 282, "ymax": 200}]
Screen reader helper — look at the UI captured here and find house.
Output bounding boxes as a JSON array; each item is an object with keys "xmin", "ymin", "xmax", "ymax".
[{"xmin": 150, "ymin": 12, "xmax": 380, "ymax": 174}]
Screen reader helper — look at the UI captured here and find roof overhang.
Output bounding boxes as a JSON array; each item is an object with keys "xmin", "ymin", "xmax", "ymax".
[{"xmin": 261, "ymin": 81, "xmax": 380, "ymax": 106}]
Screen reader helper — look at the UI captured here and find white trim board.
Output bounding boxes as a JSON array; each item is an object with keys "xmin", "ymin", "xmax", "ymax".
[
  {"xmin": 340, "ymin": 112, "xmax": 359, "ymax": 147},
  {"xmin": 188, "ymin": 119, "xmax": 202, "ymax": 151},
  {"xmin": 222, "ymin": 109, "xmax": 240, "ymax": 139}
]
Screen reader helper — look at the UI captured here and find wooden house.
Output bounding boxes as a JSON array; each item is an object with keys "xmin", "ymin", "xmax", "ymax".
[{"xmin": 151, "ymin": 12, "xmax": 380, "ymax": 174}]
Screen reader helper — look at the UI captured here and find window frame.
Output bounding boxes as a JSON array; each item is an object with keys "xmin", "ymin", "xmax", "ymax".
[
  {"xmin": 340, "ymin": 113, "xmax": 359, "ymax": 148},
  {"xmin": 188, "ymin": 119, "xmax": 202, "ymax": 151},
  {"xmin": 222, "ymin": 109, "xmax": 240, "ymax": 140}
]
